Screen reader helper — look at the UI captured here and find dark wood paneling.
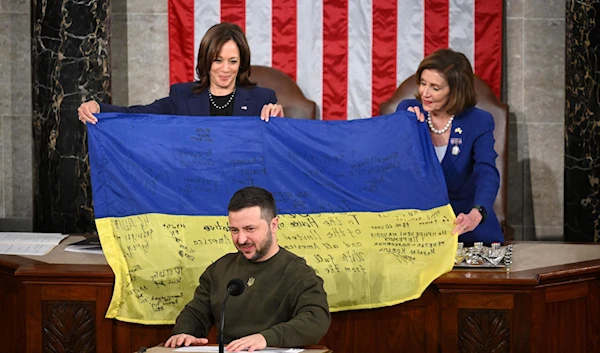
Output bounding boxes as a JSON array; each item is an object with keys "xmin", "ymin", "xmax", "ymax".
[
  {"xmin": 321, "ymin": 298, "xmax": 430, "ymax": 353},
  {"xmin": 129, "ymin": 324, "xmax": 174, "ymax": 351},
  {"xmin": 545, "ymin": 281, "xmax": 588, "ymax": 303},
  {"xmin": 113, "ymin": 319, "xmax": 133, "ymax": 352},
  {"xmin": 511, "ymin": 293, "xmax": 532, "ymax": 353},
  {"xmin": 0, "ymin": 272, "xmax": 24, "ymax": 353},
  {"xmin": 529, "ymin": 290, "xmax": 545, "ymax": 353},
  {"xmin": 42, "ymin": 301, "xmax": 96, "ymax": 353},
  {"xmin": 544, "ymin": 297, "xmax": 587, "ymax": 353},
  {"xmin": 589, "ymin": 279, "xmax": 600, "ymax": 353},
  {"xmin": 25, "ymin": 284, "xmax": 43, "ymax": 353},
  {"xmin": 425, "ymin": 293, "xmax": 441, "ymax": 353},
  {"xmin": 441, "ymin": 293, "xmax": 459, "ymax": 353},
  {"xmin": 96, "ymin": 285, "xmax": 114, "ymax": 353},
  {"xmin": 456, "ymin": 293, "xmax": 513, "ymax": 309},
  {"xmin": 457, "ymin": 309, "xmax": 510, "ymax": 353},
  {"xmin": 42, "ymin": 284, "xmax": 98, "ymax": 301}
]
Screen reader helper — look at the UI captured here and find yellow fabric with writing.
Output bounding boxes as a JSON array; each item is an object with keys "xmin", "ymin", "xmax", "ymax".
[{"xmin": 98, "ymin": 206, "xmax": 457, "ymax": 324}]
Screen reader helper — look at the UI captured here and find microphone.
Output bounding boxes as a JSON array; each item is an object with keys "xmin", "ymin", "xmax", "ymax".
[
  {"xmin": 219, "ymin": 279, "xmax": 246, "ymax": 353},
  {"xmin": 227, "ymin": 278, "xmax": 245, "ymax": 296}
]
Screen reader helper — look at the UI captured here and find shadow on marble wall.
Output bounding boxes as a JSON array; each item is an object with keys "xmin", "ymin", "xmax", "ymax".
[
  {"xmin": 520, "ymin": 156, "xmax": 536, "ymax": 239},
  {"xmin": 507, "ymin": 110, "xmax": 563, "ymax": 242},
  {"xmin": 110, "ymin": 1, "xmax": 129, "ymax": 106},
  {"xmin": 0, "ymin": 217, "xmax": 33, "ymax": 231},
  {"xmin": 528, "ymin": 157, "xmax": 562, "ymax": 241},
  {"xmin": 507, "ymin": 112, "xmax": 533, "ymax": 241},
  {"xmin": 108, "ymin": 1, "xmax": 169, "ymax": 107}
]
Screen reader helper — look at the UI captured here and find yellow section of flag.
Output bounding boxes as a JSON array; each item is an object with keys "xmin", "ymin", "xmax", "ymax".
[{"xmin": 98, "ymin": 205, "xmax": 457, "ymax": 324}]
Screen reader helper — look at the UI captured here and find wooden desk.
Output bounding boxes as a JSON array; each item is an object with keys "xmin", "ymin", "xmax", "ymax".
[{"xmin": 2, "ymin": 238, "xmax": 600, "ymax": 353}]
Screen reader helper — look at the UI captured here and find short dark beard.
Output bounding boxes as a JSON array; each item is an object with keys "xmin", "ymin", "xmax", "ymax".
[{"xmin": 249, "ymin": 228, "xmax": 273, "ymax": 262}]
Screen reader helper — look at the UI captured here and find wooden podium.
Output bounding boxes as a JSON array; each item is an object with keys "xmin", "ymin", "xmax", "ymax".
[{"xmin": 1, "ymin": 237, "xmax": 599, "ymax": 353}]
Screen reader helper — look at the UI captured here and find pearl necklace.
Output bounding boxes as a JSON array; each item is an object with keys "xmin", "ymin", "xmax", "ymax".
[
  {"xmin": 208, "ymin": 88, "xmax": 236, "ymax": 110},
  {"xmin": 426, "ymin": 112, "xmax": 455, "ymax": 134}
]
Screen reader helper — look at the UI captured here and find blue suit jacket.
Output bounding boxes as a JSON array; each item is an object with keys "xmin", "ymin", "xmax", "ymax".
[
  {"xmin": 99, "ymin": 82, "xmax": 277, "ymax": 116},
  {"xmin": 397, "ymin": 99, "xmax": 503, "ymax": 244}
]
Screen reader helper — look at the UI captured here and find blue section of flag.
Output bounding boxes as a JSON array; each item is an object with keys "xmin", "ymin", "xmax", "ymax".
[{"xmin": 88, "ymin": 112, "xmax": 449, "ymax": 218}]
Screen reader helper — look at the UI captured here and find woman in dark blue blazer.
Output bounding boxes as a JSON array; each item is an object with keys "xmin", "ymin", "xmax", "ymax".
[
  {"xmin": 77, "ymin": 23, "xmax": 283, "ymax": 123},
  {"xmin": 396, "ymin": 49, "xmax": 503, "ymax": 245}
]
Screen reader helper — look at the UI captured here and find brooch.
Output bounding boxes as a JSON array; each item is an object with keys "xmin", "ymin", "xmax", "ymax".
[
  {"xmin": 450, "ymin": 137, "xmax": 462, "ymax": 156},
  {"xmin": 452, "ymin": 145, "xmax": 461, "ymax": 156},
  {"xmin": 247, "ymin": 277, "xmax": 255, "ymax": 287}
]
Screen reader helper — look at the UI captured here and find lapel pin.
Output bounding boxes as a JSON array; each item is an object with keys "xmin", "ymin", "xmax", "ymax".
[
  {"xmin": 450, "ymin": 137, "xmax": 462, "ymax": 156},
  {"xmin": 451, "ymin": 145, "xmax": 461, "ymax": 156},
  {"xmin": 454, "ymin": 127, "xmax": 463, "ymax": 134},
  {"xmin": 241, "ymin": 106, "xmax": 248, "ymax": 110},
  {"xmin": 450, "ymin": 137, "xmax": 463, "ymax": 145},
  {"xmin": 247, "ymin": 277, "xmax": 255, "ymax": 286}
]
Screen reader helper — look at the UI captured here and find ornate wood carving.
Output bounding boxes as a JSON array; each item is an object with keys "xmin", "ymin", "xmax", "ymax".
[
  {"xmin": 42, "ymin": 301, "xmax": 96, "ymax": 353},
  {"xmin": 458, "ymin": 309, "xmax": 510, "ymax": 353}
]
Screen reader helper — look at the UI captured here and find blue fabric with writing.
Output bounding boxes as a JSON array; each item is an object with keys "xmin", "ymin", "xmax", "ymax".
[{"xmin": 87, "ymin": 113, "xmax": 449, "ymax": 218}]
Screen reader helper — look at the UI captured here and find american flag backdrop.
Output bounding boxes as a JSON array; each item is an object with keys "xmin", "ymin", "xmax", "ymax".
[{"xmin": 168, "ymin": 0, "xmax": 503, "ymax": 121}]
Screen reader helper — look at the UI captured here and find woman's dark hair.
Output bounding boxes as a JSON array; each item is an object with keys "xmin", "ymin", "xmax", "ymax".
[
  {"xmin": 228, "ymin": 187, "xmax": 277, "ymax": 221},
  {"xmin": 415, "ymin": 48, "xmax": 477, "ymax": 115},
  {"xmin": 193, "ymin": 22, "xmax": 255, "ymax": 93}
]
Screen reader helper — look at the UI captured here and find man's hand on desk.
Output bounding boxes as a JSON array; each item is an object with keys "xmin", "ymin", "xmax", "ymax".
[
  {"xmin": 164, "ymin": 334, "xmax": 208, "ymax": 348},
  {"xmin": 226, "ymin": 333, "xmax": 267, "ymax": 352}
]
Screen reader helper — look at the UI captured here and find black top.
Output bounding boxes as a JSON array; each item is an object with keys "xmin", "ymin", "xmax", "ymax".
[{"xmin": 209, "ymin": 91, "xmax": 235, "ymax": 116}]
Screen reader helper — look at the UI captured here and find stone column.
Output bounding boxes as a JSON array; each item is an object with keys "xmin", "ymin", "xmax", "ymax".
[
  {"xmin": 32, "ymin": 0, "xmax": 110, "ymax": 233},
  {"xmin": 564, "ymin": 1, "xmax": 600, "ymax": 242}
]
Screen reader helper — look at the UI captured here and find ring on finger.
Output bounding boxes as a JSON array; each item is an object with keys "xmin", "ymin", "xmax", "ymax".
[{"xmin": 462, "ymin": 226, "xmax": 467, "ymax": 230}]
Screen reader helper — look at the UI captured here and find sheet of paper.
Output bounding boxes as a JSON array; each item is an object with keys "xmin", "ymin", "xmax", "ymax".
[
  {"xmin": 0, "ymin": 232, "xmax": 67, "ymax": 255},
  {"xmin": 0, "ymin": 232, "xmax": 67, "ymax": 245},
  {"xmin": 64, "ymin": 246, "xmax": 104, "ymax": 255},
  {"xmin": 0, "ymin": 243, "xmax": 57, "ymax": 256},
  {"xmin": 174, "ymin": 347, "xmax": 303, "ymax": 352}
]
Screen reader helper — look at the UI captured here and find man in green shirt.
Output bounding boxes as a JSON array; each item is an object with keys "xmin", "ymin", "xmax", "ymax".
[{"xmin": 165, "ymin": 186, "xmax": 331, "ymax": 351}]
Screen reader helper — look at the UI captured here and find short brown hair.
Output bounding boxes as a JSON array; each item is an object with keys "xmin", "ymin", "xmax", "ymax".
[
  {"xmin": 415, "ymin": 48, "xmax": 477, "ymax": 115},
  {"xmin": 193, "ymin": 22, "xmax": 255, "ymax": 93}
]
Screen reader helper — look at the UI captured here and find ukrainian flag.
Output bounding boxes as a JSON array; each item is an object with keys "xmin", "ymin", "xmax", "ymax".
[{"xmin": 88, "ymin": 112, "xmax": 456, "ymax": 324}]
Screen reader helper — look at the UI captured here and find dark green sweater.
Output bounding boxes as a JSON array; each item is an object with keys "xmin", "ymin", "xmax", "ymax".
[{"xmin": 172, "ymin": 247, "xmax": 331, "ymax": 347}]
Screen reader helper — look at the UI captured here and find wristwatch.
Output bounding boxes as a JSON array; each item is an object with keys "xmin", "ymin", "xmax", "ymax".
[{"xmin": 472, "ymin": 205, "xmax": 487, "ymax": 224}]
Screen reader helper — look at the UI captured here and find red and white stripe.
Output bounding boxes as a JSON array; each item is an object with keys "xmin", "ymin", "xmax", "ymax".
[{"xmin": 169, "ymin": 0, "xmax": 502, "ymax": 121}]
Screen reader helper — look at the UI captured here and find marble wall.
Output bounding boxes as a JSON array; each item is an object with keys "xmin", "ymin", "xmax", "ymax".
[
  {"xmin": 564, "ymin": 0, "xmax": 600, "ymax": 242},
  {"xmin": 31, "ymin": 0, "xmax": 110, "ymax": 233},
  {"xmin": 0, "ymin": 0, "xmax": 32, "ymax": 230},
  {"xmin": 110, "ymin": 1, "xmax": 169, "ymax": 107},
  {"xmin": 0, "ymin": 0, "xmax": 570, "ymax": 239},
  {"xmin": 505, "ymin": 0, "xmax": 565, "ymax": 240}
]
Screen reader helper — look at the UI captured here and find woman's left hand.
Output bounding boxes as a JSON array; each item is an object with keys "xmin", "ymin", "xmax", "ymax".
[
  {"xmin": 407, "ymin": 106, "xmax": 426, "ymax": 122},
  {"xmin": 260, "ymin": 103, "xmax": 284, "ymax": 122},
  {"xmin": 453, "ymin": 208, "xmax": 483, "ymax": 235}
]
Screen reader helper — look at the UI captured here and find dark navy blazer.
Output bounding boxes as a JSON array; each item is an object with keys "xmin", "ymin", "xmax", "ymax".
[
  {"xmin": 397, "ymin": 99, "xmax": 503, "ymax": 244},
  {"xmin": 99, "ymin": 82, "xmax": 277, "ymax": 117}
]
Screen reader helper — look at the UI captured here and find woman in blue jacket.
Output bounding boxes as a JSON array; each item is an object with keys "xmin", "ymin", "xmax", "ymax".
[
  {"xmin": 396, "ymin": 48, "xmax": 503, "ymax": 245},
  {"xmin": 77, "ymin": 22, "xmax": 283, "ymax": 123}
]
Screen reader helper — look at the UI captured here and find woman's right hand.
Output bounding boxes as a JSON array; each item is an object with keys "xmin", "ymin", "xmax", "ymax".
[
  {"xmin": 407, "ymin": 106, "xmax": 426, "ymax": 122},
  {"xmin": 260, "ymin": 103, "xmax": 284, "ymax": 122},
  {"xmin": 77, "ymin": 101, "xmax": 100, "ymax": 124}
]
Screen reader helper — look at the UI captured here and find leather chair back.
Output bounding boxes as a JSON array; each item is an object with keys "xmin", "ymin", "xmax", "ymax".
[{"xmin": 249, "ymin": 65, "xmax": 317, "ymax": 119}]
